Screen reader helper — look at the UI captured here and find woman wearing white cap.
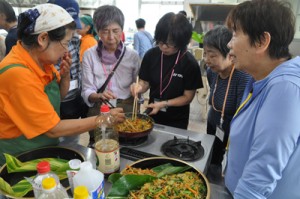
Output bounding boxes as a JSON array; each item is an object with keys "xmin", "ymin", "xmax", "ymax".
[{"xmin": 0, "ymin": 4, "xmax": 125, "ymax": 166}]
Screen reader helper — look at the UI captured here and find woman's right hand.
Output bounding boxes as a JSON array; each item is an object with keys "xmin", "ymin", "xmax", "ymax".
[
  {"xmin": 130, "ymin": 83, "xmax": 142, "ymax": 97},
  {"xmin": 98, "ymin": 90, "xmax": 116, "ymax": 101}
]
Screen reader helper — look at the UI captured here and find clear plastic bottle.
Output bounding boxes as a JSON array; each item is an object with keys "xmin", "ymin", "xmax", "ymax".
[
  {"xmin": 37, "ymin": 177, "xmax": 68, "ymax": 199},
  {"xmin": 74, "ymin": 186, "xmax": 91, "ymax": 199},
  {"xmin": 32, "ymin": 161, "xmax": 61, "ymax": 198},
  {"xmin": 94, "ymin": 104, "xmax": 120, "ymax": 177},
  {"xmin": 73, "ymin": 161, "xmax": 105, "ymax": 199}
]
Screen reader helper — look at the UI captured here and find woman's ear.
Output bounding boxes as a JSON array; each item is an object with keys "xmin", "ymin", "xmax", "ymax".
[
  {"xmin": 37, "ymin": 32, "xmax": 49, "ymax": 49},
  {"xmin": 256, "ymin": 32, "xmax": 271, "ymax": 53}
]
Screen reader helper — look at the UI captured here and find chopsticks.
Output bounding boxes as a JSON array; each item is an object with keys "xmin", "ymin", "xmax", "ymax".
[
  {"xmin": 132, "ymin": 76, "xmax": 139, "ymax": 120},
  {"xmin": 101, "ymin": 99, "xmax": 116, "ymax": 109}
]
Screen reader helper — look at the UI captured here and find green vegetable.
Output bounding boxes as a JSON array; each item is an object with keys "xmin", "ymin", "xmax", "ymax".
[
  {"xmin": 0, "ymin": 153, "xmax": 71, "ymax": 197},
  {"xmin": 192, "ymin": 31, "xmax": 204, "ymax": 44},
  {"xmin": 107, "ymin": 174, "xmax": 157, "ymax": 197},
  {"xmin": 4, "ymin": 153, "xmax": 69, "ymax": 173}
]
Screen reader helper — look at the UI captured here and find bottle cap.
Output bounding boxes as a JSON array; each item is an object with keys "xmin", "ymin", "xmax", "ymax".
[
  {"xmin": 69, "ymin": 159, "xmax": 81, "ymax": 169},
  {"xmin": 80, "ymin": 161, "xmax": 93, "ymax": 171},
  {"xmin": 100, "ymin": 104, "xmax": 110, "ymax": 113},
  {"xmin": 74, "ymin": 186, "xmax": 89, "ymax": 199},
  {"xmin": 42, "ymin": 177, "xmax": 56, "ymax": 190},
  {"xmin": 37, "ymin": 161, "xmax": 50, "ymax": 174}
]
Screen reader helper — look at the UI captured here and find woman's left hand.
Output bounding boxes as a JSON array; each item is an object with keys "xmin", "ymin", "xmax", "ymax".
[
  {"xmin": 60, "ymin": 52, "xmax": 72, "ymax": 79},
  {"xmin": 147, "ymin": 101, "xmax": 165, "ymax": 115}
]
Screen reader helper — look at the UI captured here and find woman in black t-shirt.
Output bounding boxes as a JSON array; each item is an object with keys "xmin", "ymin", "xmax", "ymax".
[{"xmin": 130, "ymin": 12, "xmax": 203, "ymax": 129}]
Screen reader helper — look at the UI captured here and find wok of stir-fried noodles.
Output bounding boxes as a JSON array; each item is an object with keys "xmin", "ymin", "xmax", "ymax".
[
  {"xmin": 123, "ymin": 166, "xmax": 207, "ymax": 199},
  {"xmin": 115, "ymin": 118, "xmax": 152, "ymax": 133}
]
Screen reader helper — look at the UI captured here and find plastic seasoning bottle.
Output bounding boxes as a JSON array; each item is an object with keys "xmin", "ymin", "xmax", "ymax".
[
  {"xmin": 94, "ymin": 104, "xmax": 120, "ymax": 177},
  {"xmin": 73, "ymin": 161, "xmax": 105, "ymax": 199},
  {"xmin": 32, "ymin": 161, "xmax": 61, "ymax": 199},
  {"xmin": 67, "ymin": 159, "xmax": 82, "ymax": 193},
  {"xmin": 74, "ymin": 186, "xmax": 91, "ymax": 199},
  {"xmin": 37, "ymin": 177, "xmax": 69, "ymax": 199}
]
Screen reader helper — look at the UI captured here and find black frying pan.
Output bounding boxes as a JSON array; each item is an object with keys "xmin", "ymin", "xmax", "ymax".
[{"xmin": 0, "ymin": 146, "xmax": 85, "ymax": 199}]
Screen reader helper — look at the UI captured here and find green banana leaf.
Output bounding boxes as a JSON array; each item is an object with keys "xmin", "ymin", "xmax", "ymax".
[
  {"xmin": 156, "ymin": 165, "xmax": 191, "ymax": 178},
  {"xmin": 4, "ymin": 153, "xmax": 69, "ymax": 173},
  {"xmin": 0, "ymin": 177, "xmax": 14, "ymax": 195},
  {"xmin": 108, "ymin": 173, "xmax": 123, "ymax": 184},
  {"xmin": 107, "ymin": 163, "xmax": 192, "ymax": 198},
  {"xmin": 107, "ymin": 174, "xmax": 157, "ymax": 197},
  {"xmin": 0, "ymin": 154, "xmax": 71, "ymax": 197}
]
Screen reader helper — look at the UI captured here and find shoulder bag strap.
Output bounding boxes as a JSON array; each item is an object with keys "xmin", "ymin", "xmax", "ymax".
[{"xmin": 97, "ymin": 47, "xmax": 127, "ymax": 93}]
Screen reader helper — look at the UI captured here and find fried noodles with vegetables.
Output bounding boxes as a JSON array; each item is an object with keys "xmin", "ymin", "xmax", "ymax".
[
  {"xmin": 127, "ymin": 171, "xmax": 206, "ymax": 199},
  {"xmin": 115, "ymin": 117, "xmax": 152, "ymax": 133},
  {"xmin": 122, "ymin": 165, "xmax": 157, "ymax": 176}
]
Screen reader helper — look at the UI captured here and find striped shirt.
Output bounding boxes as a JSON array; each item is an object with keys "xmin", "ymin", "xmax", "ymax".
[
  {"xmin": 55, "ymin": 34, "xmax": 81, "ymax": 101},
  {"xmin": 207, "ymin": 67, "xmax": 251, "ymax": 130}
]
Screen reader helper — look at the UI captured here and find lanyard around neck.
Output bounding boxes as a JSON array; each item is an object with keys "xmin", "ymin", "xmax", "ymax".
[
  {"xmin": 226, "ymin": 89, "xmax": 253, "ymax": 150},
  {"xmin": 212, "ymin": 65, "xmax": 235, "ymax": 123},
  {"xmin": 101, "ymin": 63, "xmax": 114, "ymax": 90},
  {"xmin": 159, "ymin": 51, "xmax": 181, "ymax": 98}
]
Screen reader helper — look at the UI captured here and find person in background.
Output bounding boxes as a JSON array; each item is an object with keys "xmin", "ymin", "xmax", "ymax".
[
  {"xmin": 77, "ymin": 14, "xmax": 97, "ymax": 62},
  {"xmin": 131, "ymin": 12, "xmax": 203, "ymax": 129},
  {"xmin": 81, "ymin": 5, "xmax": 140, "ymax": 147},
  {"xmin": 203, "ymin": 25, "xmax": 251, "ymax": 184},
  {"xmin": 0, "ymin": 0, "xmax": 18, "ymax": 55},
  {"xmin": 121, "ymin": 31, "xmax": 125, "ymax": 42},
  {"xmin": 48, "ymin": 0, "xmax": 88, "ymax": 145},
  {"xmin": 0, "ymin": 4, "xmax": 125, "ymax": 166},
  {"xmin": 178, "ymin": 10, "xmax": 187, "ymax": 17},
  {"xmin": 133, "ymin": 18, "xmax": 153, "ymax": 60},
  {"xmin": 0, "ymin": 34, "xmax": 5, "ymax": 61},
  {"xmin": 224, "ymin": 0, "xmax": 300, "ymax": 198}
]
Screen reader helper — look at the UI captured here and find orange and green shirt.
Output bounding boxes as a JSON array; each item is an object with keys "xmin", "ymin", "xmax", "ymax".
[
  {"xmin": 0, "ymin": 41, "xmax": 61, "ymax": 139},
  {"xmin": 79, "ymin": 34, "xmax": 97, "ymax": 62}
]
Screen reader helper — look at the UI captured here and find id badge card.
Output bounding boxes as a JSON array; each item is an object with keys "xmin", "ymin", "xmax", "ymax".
[
  {"xmin": 222, "ymin": 150, "xmax": 228, "ymax": 176},
  {"xmin": 216, "ymin": 125, "xmax": 225, "ymax": 142},
  {"xmin": 154, "ymin": 98, "xmax": 166, "ymax": 112},
  {"xmin": 69, "ymin": 79, "xmax": 78, "ymax": 91}
]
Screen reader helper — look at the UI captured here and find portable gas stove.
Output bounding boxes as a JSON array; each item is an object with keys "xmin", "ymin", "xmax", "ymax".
[{"xmin": 119, "ymin": 123, "xmax": 215, "ymax": 174}]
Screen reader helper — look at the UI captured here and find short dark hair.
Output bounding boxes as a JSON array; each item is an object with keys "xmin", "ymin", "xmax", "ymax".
[
  {"xmin": 18, "ymin": 14, "xmax": 76, "ymax": 48},
  {"xmin": 0, "ymin": 0, "xmax": 17, "ymax": 23},
  {"xmin": 135, "ymin": 18, "xmax": 145, "ymax": 29},
  {"xmin": 179, "ymin": 10, "xmax": 187, "ymax": 17},
  {"xmin": 226, "ymin": 0, "xmax": 295, "ymax": 59},
  {"xmin": 154, "ymin": 12, "xmax": 192, "ymax": 50},
  {"xmin": 203, "ymin": 25, "xmax": 232, "ymax": 58}
]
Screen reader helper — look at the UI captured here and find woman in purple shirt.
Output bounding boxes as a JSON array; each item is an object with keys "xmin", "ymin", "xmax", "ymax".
[{"xmin": 81, "ymin": 5, "xmax": 140, "ymax": 147}]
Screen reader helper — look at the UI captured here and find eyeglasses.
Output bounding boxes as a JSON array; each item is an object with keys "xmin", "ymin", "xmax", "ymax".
[
  {"xmin": 99, "ymin": 28, "xmax": 122, "ymax": 37},
  {"xmin": 158, "ymin": 41, "xmax": 176, "ymax": 48},
  {"xmin": 59, "ymin": 41, "xmax": 69, "ymax": 50}
]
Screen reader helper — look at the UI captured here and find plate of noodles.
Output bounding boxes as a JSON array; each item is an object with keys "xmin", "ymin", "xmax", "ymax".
[
  {"xmin": 114, "ymin": 112, "xmax": 154, "ymax": 138},
  {"xmin": 107, "ymin": 157, "xmax": 210, "ymax": 199}
]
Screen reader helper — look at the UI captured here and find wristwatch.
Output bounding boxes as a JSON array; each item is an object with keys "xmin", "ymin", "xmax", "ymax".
[{"xmin": 164, "ymin": 100, "xmax": 168, "ymax": 109}]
